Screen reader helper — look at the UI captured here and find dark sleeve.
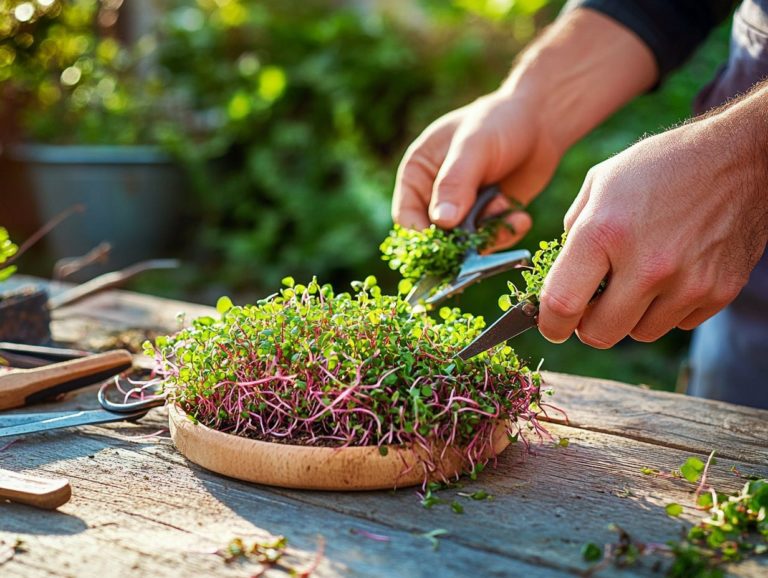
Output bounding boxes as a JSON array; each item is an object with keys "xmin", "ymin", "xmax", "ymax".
[{"xmin": 563, "ymin": 0, "xmax": 736, "ymax": 81}]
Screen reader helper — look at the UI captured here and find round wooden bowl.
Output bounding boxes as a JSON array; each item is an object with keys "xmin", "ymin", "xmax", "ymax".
[{"xmin": 168, "ymin": 404, "xmax": 511, "ymax": 491}]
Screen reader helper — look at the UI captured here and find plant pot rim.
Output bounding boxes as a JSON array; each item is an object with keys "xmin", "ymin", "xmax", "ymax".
[
  {"xmin": 7, "ymin": 143, "xmax": 173, "ymax": 165},
  {"xmin": 168, "ymin": 403, "xmax": 511, "ymax": 491}
]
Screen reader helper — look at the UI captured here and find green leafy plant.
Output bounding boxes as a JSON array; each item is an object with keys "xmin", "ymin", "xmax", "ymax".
[
  {"xmin": 148, "ymin": 276, "xmax": 546, "ymax": 485},
  {"xmin": 0, "ymin": 227, "xmax": 18, "ymax": 282},
  {"xmin": 584, "ymin": 454, "xmax": 768, "ymax": 577},
  {"xmin": 380, "ymin": 224, "xmax": 490, "ymax": 289},
  {"xmin": 0, "ymin": 0, "xmax": 177, "ymax": 145}
]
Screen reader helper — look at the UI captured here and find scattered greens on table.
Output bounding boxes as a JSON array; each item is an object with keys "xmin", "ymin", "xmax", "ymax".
[
  {"xmin": 148, "ymin": 276, "xmax": 546, "ymax": 486},
  {"xmin": 584, "ymin": 454, "xmax": 768, "ymax": 577}
]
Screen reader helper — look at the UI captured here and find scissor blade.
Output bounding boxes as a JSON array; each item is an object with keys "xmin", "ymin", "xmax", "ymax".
[
  {"xmin": 0, "ymin": 408, "xmax": 148, "ymax": 438},
  {"xmin": 406, "ymin": 275, "xmax": 444, "ymax": 307},
  {"xmin": 457, "ymin": 301, "xmax": 538, "ymax": 361},
  {"xmin": 0, "ymin": 410, "xmax": 87, "ymax": 429}
]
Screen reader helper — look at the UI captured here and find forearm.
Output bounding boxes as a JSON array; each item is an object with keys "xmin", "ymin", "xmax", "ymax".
[{"xmin": 498, "ymin": 8, "xmax": 658, "ymax": 154}]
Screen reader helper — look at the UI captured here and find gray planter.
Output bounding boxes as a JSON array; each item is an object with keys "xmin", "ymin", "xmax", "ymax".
[{"xmin": 9, "ymin": 144, "xmax": 184, "ymax": 273}]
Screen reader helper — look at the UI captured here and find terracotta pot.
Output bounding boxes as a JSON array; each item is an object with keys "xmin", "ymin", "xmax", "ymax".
[
  {"xmin": 0, "ymin": 286, "xmax": 51, "ymax": 344},
  {"xmin": 168, "ymin": 404, "xmax": 511, "ymax": 491}
]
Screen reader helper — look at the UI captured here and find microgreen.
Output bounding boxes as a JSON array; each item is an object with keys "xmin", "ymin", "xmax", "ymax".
[
  {"xmin": 0, "ymin": 228, "xmax": 18, "ymax": 282},
  {"xmin": 379, "ymin": 224, "xmax": 490, "ymax": 286},
  {"xmin": 149, "ymin": 277, "xmax": 545, "ymax": 487},
  {"xmin": 665, "ymin": 503, "xmax": 683, "ymax": 517},
  {"xmin": 419, "ymin": 528, "xmax": 449, "ymax": 551},
  {"xmin": 581, "ymin": 542, "xmax": 602, "ymax": 562},
  {"xmin": 503, "ymin": 234, "xmax": 566, "ymax": 305},
  {"xmin": 584, "ymin": 455, "xmax": 768, "ymax": 577}
]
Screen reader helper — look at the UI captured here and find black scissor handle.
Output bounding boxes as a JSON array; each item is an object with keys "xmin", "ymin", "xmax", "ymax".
[
  {"xmin": 97, "ymin": 380, "xmax": 165, "ymax": 413},
  {"xmin": 460, "ymin": 185, "xmax": 502, "ymax": 234}
]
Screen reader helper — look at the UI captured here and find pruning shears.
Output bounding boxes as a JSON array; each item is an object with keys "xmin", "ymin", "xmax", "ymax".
[
  {"xmin": 0, "ymin": 349, "xmax": 163, "ymax": 438},
  {"xmin": 405, "ymin": 185, "xmax": 531, "ymax": 307}
]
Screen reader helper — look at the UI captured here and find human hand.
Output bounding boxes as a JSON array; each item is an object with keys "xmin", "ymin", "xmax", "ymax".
[
  {"xmin": 538, "ymin": 112, "xmax": 768, "ymax": 347},
  {"xmin": 391, "ymin": 91, "xmax": 563, "ymax": 251}
]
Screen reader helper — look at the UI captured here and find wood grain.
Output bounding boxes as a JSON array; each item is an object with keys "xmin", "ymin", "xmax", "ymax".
[
  {"xmin": 0, "ymin": 282, "xmax": 764, "ymax": 577},
  {"xmin": 542, "ymin": 371, "xmax": 768, "ymax": 464}
]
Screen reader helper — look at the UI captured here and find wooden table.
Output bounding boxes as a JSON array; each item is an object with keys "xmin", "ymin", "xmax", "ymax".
[{"xmin": 1, "ymin": 282, "xmax": 767, "ymax": 577}]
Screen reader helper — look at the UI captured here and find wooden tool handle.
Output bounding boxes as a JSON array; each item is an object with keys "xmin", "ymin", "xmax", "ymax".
[
  {"xmin": 0, "ymin": 350, "xmax": 133, "ymax": 410},
  {"xmin": 0, "ymin": 467, "xmax": 72, "ymax": 509}
]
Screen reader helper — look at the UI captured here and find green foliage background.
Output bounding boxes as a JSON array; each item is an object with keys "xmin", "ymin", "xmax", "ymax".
[{"xmin": 2, "ymin": 0, "xmax": 732, "ymax": 390}]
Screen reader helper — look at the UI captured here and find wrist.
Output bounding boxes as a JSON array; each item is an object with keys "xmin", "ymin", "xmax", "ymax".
[{"xmin": 497, "ymin": 8, "xmax": 657, "ymax": 153}]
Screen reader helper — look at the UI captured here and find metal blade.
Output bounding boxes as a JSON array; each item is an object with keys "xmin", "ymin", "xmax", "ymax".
[
  {"xmin": 457, "ymin": 301, "xmax": 538, "ymax": 361},
  {"xmin": 406, "ymin": 275, "xmax": 444, "ymax": 307},
  {"xmin": 0, "ymin": 410, "xmax": 88, "ymax": 429},
  {"xmin": 0, "ymin": 408, "xmax": 148, "ymax": 438}
]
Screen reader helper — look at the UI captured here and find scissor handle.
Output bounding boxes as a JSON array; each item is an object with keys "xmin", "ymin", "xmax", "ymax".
[
  {"xmin": 460, "ymin": 185, "xmax": 502, "ymax": 234},
  {"xmin": 97, "ymin": 381, "xmax": 165, "ymax": 413},
  {"xmin": 0, "ymin": 350, "xmax": 133, "ymax": 411}
]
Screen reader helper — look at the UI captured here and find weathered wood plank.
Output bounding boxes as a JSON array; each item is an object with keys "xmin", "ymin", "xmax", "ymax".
[
  {"xmin": 0, "ymin": 419, "xmax": 575, "ymax": 578},
  {"xmin": 2, "ymin": 404, "xmax": 766, "ymax": 577},
  {"xmin": 542, "ymin": 371, "xmax": 768, "ymax": 465}
]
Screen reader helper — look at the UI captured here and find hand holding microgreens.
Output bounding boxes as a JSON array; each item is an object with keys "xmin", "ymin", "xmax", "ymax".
[
  {"xmin": 148, "ymin": 276, "xmax": 547, "ymax": 486},
  {"xmin": 380, "ymin": 224, "xmax": 492, "ymax": 296}
]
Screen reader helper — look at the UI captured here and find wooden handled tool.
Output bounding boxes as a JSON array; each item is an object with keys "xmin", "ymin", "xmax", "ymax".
[
  {"xmin": 0, "ymin": 467, "xmax": 71, "ymax": 509},
  {"xmin": 0, "ymin": 350, "xmax": 133, "ymax": 411}
]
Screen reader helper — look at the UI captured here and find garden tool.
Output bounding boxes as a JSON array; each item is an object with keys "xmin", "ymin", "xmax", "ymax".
[
  {"xmin": 456, "ymin": 299, "xmax": 538, "ymax": 361},
  {"xmin": 0, "ymin": 467, "xmax": 72, "ymax": 510},
  {"xmin": 405, "ymin": 185, "xmax": 530, "ymax": 307},
  {"xmin": 0, "ymin": 350, "xmax": 133, "ymax": 411},
  {"xmin": 0, "ymin": 374, "xmax": 164, "ymax": 439}
]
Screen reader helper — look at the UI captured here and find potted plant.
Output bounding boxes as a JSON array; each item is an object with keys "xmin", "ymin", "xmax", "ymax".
[
  {"xmin": 0, "ymin": 0, "xmax": 185, "ymax": 271},
  {"xmin": 150, "ymin": 276, "xmax": 547, "ymax": 490},
  {"xmin": 0, "ymin": 226, "xmax": 51, "ymax": 344}
]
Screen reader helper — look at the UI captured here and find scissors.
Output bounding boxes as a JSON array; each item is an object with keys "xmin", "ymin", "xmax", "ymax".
[
  {"xmin": 405, "ymin": 185, "xmax": 531, "ymax": 307},
  {"xmin": 0, "ymin": 350, "xmax": 163, "ymax": 438},
  {"xmin": 456, "ymin": 299, "xmax": 538, "ymax": 361}
]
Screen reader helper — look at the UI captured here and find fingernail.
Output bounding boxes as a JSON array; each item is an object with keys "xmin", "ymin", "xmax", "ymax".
[{"xmin": 431, "ymin": 202, "xmax": 458, "ymax": 223}]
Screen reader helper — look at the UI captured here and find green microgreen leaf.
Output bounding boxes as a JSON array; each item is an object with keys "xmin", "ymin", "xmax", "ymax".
[
  {"xmin": 581, "ymin": 542, "xmax": 602, "ymax": 562},
  {"xmin": 419, "ymin": 529, "xmax": 448, "ymax": 551},
  {"xmin": 666, "ymin": 503, "xmax": 684, "ymax": 517}
]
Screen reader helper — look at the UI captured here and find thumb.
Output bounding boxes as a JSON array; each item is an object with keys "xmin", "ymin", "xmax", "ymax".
[{"xmin": 428, "ymin": 128, "xmax": 488, "ymax": 228}]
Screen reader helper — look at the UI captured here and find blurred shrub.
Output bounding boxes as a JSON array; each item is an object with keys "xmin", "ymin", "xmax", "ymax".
[{"xmin": 153, "ymin": 0, "xmax": 560, "ymax": 290}]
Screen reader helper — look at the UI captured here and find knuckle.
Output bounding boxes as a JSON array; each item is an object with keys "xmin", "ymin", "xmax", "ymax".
[
  {"xmin": 581, "ymin": 217, "xmax": 631, "ymax": 253},
  {"xmin": 711, "ymin": 282, "xmax": 742, "ymax": 309},
  {"xmin": 633, "ymin": 253, "xmax": 677, "ymax": 293},
  {"xmin": 540, "ymin": 288, "xmax": 583, "ymax": 320}
]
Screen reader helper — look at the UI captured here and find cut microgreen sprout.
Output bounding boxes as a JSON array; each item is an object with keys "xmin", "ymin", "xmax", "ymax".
[
  {"xmin": 419, "ymin": 529, "xmax": 449, "ymax": 551},
  {"xmin": 584, "ymin": 454, "xmax": 768, "ymax": 577},
  {"xmin": 149, "ymin": 276, "xmax": 545, "ymax": 487},
  {"xmin": 380, "ymin": 224, "xmax": 493, "ymax": 293}
]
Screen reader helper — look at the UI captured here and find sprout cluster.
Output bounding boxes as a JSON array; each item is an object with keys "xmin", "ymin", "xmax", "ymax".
[
  {"xmin": 380, "ymin": 224, "xmax": 490, "ymax": 285},
  {"xmin": 149, "ymin": 277, "xmax": 544, "ymax": 483},
  {"xmin": 0, "ymin": 227, "xmax": 18, "ymax": 282}
]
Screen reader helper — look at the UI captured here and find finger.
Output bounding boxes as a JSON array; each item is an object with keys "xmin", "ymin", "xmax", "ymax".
[
  {"xmin": 393, "ymin": 112, "xmax": 465, "ymax": 229},
  {"xmin": 538, "ymin": 224, "xmax": 612, "ymax": 343},
  {"xmin": 677, "ymin": 306, "xmax": 723, "ymax": 331},
  {"xmin": 629, "ymin": 296, "xmax": 697, "ymax": 342},
  {"xmin": 563, "ymin": 169, "xmax": 594, "ymax": 232},
  {"xmin": 481, "ymin": 211, "xmax": 532, "ymax": 253},
  {"xmin": 429, "ymin": 128, "xmax": 488, "ymax": 228},
  {"xmin": 575, "ymin": 270, "xmax": 656, "ymax": 349},
  {"xmin": 393, "ymin": 154, "xmax": 437, "ymax": 230}
]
